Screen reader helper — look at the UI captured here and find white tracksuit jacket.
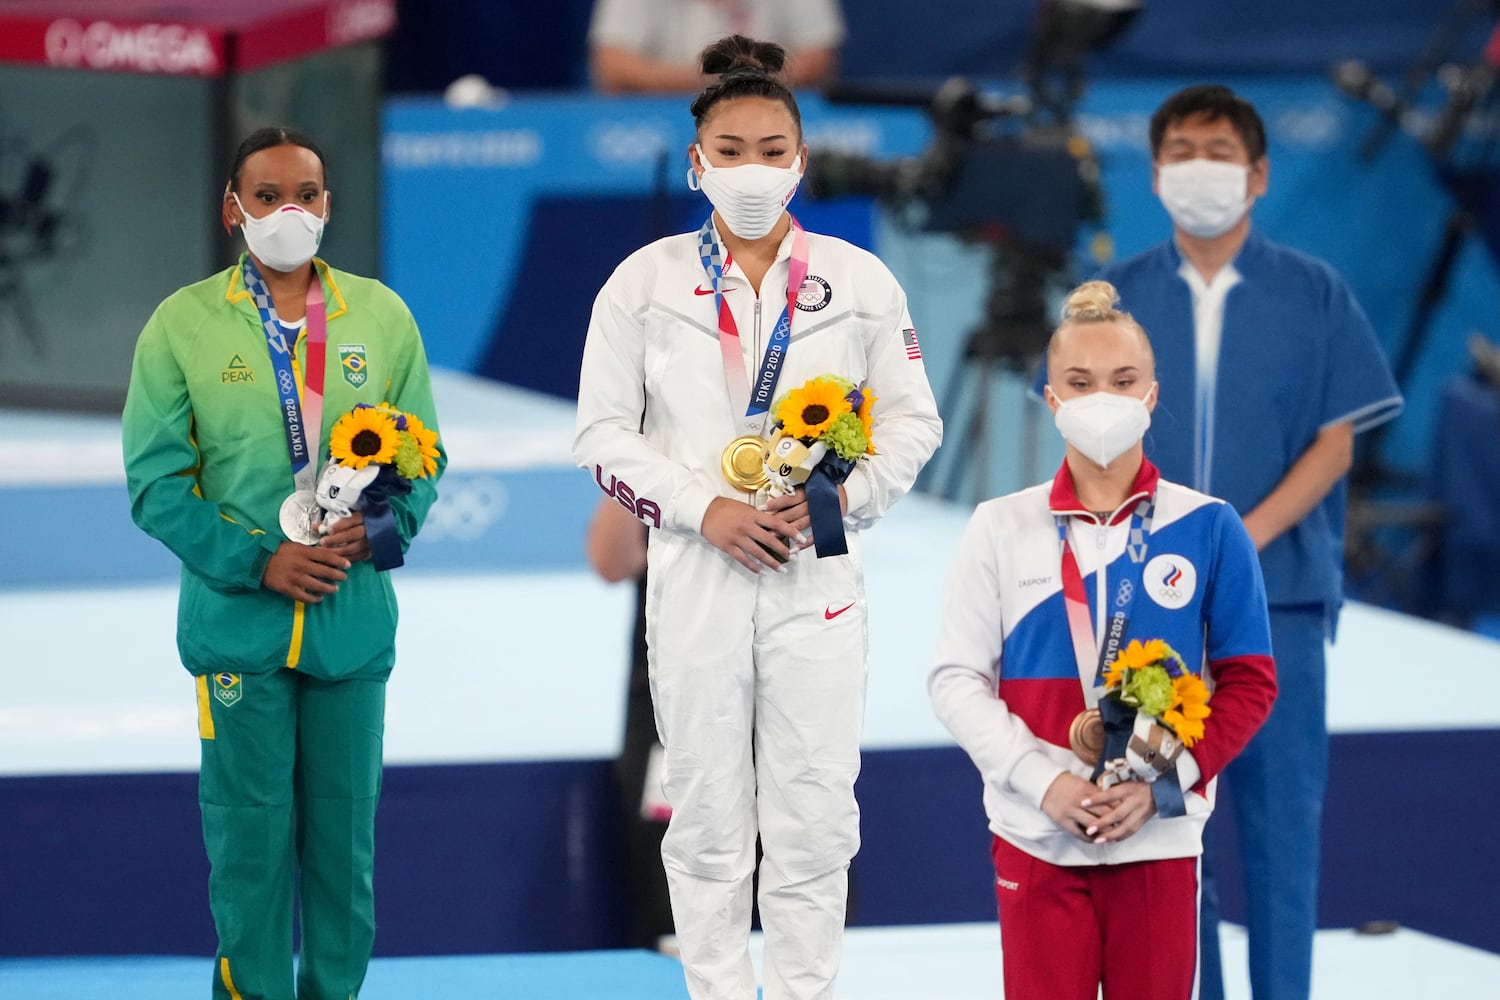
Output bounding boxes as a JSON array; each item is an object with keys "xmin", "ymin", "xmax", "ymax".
[
  {"xmin": 929, "ymin": 461, "xmax": 1277, "ymax": 869},
  {"xmin": 574, "ymin": 221, "xmax": 941, "ymax": 1000}
]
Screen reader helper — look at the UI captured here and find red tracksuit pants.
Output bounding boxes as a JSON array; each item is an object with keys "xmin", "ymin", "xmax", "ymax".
[{"xmin": 991, "ymin": 835, "xmax": 1200, "ymax": 1000}]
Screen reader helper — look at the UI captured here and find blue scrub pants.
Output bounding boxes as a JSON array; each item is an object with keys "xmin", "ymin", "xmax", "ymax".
[{"xmin": 1198, "ymin": 605, "xmax": 1328, "ymax": 1000}]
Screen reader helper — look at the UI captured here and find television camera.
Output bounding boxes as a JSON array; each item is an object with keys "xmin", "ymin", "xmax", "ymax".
[{"xmin": 800, "ymin": 0, "xmax": 1139, "ymax": 500}]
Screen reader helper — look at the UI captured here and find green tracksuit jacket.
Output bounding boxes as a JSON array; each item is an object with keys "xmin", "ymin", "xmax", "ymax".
[{"xmin": 123, "ymin": 255, "xmax": 445, "ymax": 680}]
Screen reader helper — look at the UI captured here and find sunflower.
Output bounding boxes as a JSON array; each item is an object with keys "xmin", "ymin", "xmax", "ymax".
[
  {"xmin": 852, "ymin": 389, "xmax": 876, "ymax": 458},
  {"xmin": 1109, "ymin": 638, "xmax": 1167, "ymax": 678},
  {"xmin": 1162, "ymin": 671, "xmax": 1212, "ymax": 747},
  {"xmin": 1103, "ymin": 658, "xmax": 1128, "ymax": 691},
  {"xmin": 372, "ymin": 400, "xmax": 410, "ymax": 431},
  {"xmin": 776, "ymin": 378, "xmax": 852, "ymax": 439},
  {"xmin": 404, "ymin": 413, "xmax": 442, "ymax": 478},
  {"xmin": 329, "ymin": 406, "xmax": 400, "ymax": 469}
]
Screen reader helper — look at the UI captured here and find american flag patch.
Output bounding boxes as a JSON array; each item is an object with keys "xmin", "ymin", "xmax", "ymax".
[{"xmin": 902, "ymin": 327, "xmax": 922, "ymax": 360}]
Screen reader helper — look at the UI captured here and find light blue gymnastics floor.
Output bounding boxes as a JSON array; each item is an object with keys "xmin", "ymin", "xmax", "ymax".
[{"xmin": 2, "ymin": 923, "xmax": 1497, "ymax": 999}]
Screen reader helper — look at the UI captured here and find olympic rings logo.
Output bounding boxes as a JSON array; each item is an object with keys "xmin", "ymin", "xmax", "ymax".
[
  {"xmin": 1143, "ymin": 555, "xmax": 1196, "ymax": 610},
  {"xmin": 416, "ymin": 477, "xmax": 508, "ymax": 542}
]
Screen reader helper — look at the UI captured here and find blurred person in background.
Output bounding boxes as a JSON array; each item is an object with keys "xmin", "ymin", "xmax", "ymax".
[
  {"xmin": 586, "ymin": 495, "xmax": 677, "ymax": 953},
  {"xmin": 588, "ymin": 0, "xmax": 845, "ymax": 93},
  {"xmin": 574, "ymin": 35, "xmax": 940, "ymax": 999},
  {"xmin": 1073, "ymin": 85, "xmax": 1403, "ymax": 1000},
  {"xmin": 122, "ymin": 127, "xmax": 444, "ymax": 1000}
]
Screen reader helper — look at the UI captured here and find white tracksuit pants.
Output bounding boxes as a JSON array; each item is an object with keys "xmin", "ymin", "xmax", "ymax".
[{"xmin": 646, "ymin": 529, "xmax": 868, "ymax": 1000}]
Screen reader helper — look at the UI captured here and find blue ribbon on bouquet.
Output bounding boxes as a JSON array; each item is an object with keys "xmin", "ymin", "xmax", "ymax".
[
  {"xmin": 805, "ymin": 453, "xmax": 856, "ymax": 558},
  {"xmin": 1092, "ymin": 697, "xmax": 1187, "ymax": 819},
  {"xmin": 358, "ymin": 465, "xmax": 413, "ymax": 571}
]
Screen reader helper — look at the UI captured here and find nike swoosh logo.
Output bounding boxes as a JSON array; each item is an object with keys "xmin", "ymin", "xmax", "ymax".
[
  {"xmin": 694, "ymin": 286, "xmax": 732, "ymax": 295},
  {"xmin": 825, "ymin": 602, "xmax": 856, "ymax": 620}
]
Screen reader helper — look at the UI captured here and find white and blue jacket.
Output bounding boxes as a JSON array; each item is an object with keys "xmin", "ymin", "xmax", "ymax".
[{"xmin": 930, "ymin": 459, "xmax": 1277, "ymax": 867}]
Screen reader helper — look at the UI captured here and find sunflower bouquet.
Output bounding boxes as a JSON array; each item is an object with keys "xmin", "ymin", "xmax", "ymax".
[
  {"xmin": 315, "ymin": 402, "xmax": 440, "ymax": 570},
  {"xmin": 1103, "ymin": 639, "xmax": 1211, "ymax": 749},
  {"xmin": 1070, "ymin": 639, "xmax": 1210, "ymax": 815},
  {"xmin": 760, "ymin": 375, "xmax": 875, "ymax": 558}
]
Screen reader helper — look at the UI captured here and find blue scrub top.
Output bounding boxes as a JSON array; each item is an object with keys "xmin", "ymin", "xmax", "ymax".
[{"xmin": 1033, "ymin": 230, "xmax": 1403, "ymax": 609}]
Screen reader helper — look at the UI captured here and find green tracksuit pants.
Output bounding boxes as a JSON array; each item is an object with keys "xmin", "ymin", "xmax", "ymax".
[{"xmin": 195, "ymin": 668, "xmax": 386, "ymax": 1000}]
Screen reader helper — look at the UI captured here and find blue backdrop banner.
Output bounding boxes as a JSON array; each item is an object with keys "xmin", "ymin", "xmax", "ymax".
[{"xmin": 382, "ymin": 79, "xmax": 1500, "ymax": 488}]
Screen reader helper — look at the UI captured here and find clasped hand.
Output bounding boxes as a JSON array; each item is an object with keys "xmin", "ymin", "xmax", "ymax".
[
  {"xmin": 700, "ymin": 493, "xmax": 807, "ymax": 573},
  {"xmin": 1041, "ymin": 771, "xmax": 1157, "ymax": 845},
  {"xmin": 262, "ymin": 512, "xmax": 370, "ymax": 602},
  {"xmin": 701, "ymin": 486, "xmax": 849, "ymax": 573}
]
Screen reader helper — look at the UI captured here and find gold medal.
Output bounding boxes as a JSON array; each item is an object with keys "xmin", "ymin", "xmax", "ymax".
[
  {"xmin": 1069, "ymin": 708, "xmax": 1105, "ymax": 766},
  {"xmin": 721, "ymin": 435, "xmax": 770, "ymax": 491}
]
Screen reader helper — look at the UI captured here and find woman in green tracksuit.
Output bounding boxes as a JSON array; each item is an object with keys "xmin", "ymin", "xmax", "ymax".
[{"xmin": 122, "ymin": 127, "xmax": 444, "ymax": 1000}]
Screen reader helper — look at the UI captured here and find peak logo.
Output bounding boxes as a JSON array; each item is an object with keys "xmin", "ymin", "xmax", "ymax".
[
  {"xmin": 45, "ymin": 19, "xmax": 220, "ymax": 75},
  {"xmin": 1144, "ymin": 554, "xmax": 1197, "ymax": 610}
]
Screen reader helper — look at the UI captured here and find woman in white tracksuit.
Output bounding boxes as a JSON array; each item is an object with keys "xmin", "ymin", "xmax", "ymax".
[{"xmin": 573, "ymin": 34, "xmax": 941, "ymax": 1000}]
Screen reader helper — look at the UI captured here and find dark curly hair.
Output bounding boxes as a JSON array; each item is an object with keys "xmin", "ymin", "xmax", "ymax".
[{"xmin": 689, "ymin": 35, "xmax": 802, "ymax": 139}]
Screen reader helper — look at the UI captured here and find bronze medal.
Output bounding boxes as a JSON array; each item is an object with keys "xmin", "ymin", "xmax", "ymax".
[{"xmin": 1069, "ymin": 708, "xmax": 1105, "ymax": 766}]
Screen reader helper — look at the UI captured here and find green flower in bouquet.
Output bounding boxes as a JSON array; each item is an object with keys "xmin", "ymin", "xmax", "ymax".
[
  {"xmin": 1102, "ymin": 638, "xmax": 1211, "ymax": 746},
  {"xmin": 822, "ymin": 411, "xmax": 869, "ymax": 462},
  {"xmin": 1122, "ymin": 664, "xmax": 1174, "ymax": 717}
]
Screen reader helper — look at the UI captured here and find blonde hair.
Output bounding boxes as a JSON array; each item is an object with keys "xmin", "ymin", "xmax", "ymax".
[{"xmin": 1047, "ymin": 280, "xmax": 1156, "ymax": 372}]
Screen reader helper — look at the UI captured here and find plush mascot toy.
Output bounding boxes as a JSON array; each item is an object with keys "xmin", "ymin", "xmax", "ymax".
[
  {"xmin": 762, "ymin": 429, "xmax": 828, "ymax": 496},
  {"xmin": 314, "ymin": 460, "xmax": 381, "ymax": 533}
]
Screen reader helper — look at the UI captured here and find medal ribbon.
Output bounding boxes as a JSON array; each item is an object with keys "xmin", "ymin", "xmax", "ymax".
[
  {"xmin": 1056, "ymin": 496, "xmax": 1155, "ymax": 700},
  {"xmin": 1057, "ymin": 495, "xmax": 1187, "ymax": 817},
  {"xmin": 244, "ymin": 258, "xmax": 328, "ymax": 492},
  {"xmin": 696, "ymin": 216, "xmax": 809, "ymax": 437}
]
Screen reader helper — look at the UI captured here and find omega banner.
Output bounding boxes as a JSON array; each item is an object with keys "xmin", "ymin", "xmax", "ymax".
[{"xmin": 0, "ymin": 0, "xmax": 395, "ymax": 410}]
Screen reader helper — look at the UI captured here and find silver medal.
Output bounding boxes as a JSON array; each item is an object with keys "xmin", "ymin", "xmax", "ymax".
[{"xmin": 278, "ymin": 489, "xmax": 322, "ymax": 545}]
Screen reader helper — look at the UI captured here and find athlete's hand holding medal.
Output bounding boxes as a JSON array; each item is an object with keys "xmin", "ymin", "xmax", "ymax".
[
  {"xmin": 706, "ymin": 375, "xmax": 873, "ymax": 572},
  {"xmin": 269, "ymin": 402, "xmax": 439, "ymax": 600}
]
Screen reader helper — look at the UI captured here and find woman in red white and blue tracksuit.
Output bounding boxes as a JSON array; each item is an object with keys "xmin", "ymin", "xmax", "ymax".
[{"xmin": 929, "ymin": 280, "xmax": 1277, "ymax": 999}]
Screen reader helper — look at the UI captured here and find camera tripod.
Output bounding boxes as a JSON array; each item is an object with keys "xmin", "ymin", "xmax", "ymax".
[{"xmin": 917, "ymin": 240, "xmax": 1064, "ymax": 504}]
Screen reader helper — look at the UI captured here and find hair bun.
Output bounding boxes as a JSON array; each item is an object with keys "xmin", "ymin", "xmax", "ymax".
[
  {"xmin": 700, "ymin": 34, "xmax": 787, "ymax": 77},
  {"xmin": 1060, "ymin": 280, "xmax": 1120, "ymax": 323}
]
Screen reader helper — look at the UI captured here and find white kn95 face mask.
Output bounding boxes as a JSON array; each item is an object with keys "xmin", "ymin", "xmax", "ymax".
[{"xmin": 1049, "ymin": 384, "xmax": 1156, "ymax": 468}]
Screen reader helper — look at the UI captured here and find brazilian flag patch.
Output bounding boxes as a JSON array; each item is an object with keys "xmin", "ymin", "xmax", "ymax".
[
  {"xmin": 213, "ymin": 672, "xmax": 242, "ymax": 708},
  {"xmin": 339, "ymin": 344, "xmax": 369, "ymax": 388}
]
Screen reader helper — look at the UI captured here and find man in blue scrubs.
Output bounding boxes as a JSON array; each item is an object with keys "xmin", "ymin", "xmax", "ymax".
[{"xmin": 1037, "ymin": 85, "xmax": 1402, "ymax": 1000}]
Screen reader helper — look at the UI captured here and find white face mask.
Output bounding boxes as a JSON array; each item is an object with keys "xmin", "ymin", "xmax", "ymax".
[
  {"xmin": 1049, "ymin": 384, "xmax": 1156, "ymax": 469},
  {"xmin": 688, "ymin": 144, "xmax": 802, "ymax": 240},
  {"xmin": 233, "ymin": 192, "xmax": 327, "ymax": 272},
  {"xmin": 1157, "ymin": 159, "xmax": 1252, "ymax": 239}
]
